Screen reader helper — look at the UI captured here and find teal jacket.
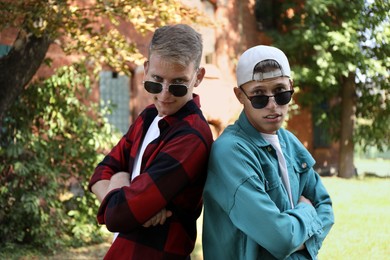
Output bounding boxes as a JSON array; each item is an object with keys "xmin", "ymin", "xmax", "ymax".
[{"xmin": 202, "ymin": 111, "xmax": 334, "ymax": 260}]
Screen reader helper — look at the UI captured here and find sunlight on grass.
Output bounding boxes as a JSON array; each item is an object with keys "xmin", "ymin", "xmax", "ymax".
[{"xmin": 354, "ymin": 157, "xmax": 390, "ymax": 177}]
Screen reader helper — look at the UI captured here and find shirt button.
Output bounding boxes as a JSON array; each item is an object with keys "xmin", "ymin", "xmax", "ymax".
[
  {"xmin": 267, "ymin": 147, "xmax": 273, "ymax": 152},
  {"xmin": 301, "ymin": 162, "xmax": 307, "ymax": 168}
]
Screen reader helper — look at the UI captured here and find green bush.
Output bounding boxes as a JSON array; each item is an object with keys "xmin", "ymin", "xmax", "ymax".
[{"xmin": 0, "ymin": 64, "xmax": 118, "ymax": 253}]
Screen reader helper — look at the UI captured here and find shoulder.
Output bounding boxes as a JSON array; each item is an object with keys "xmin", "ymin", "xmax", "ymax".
[
  {"xmin": 210, "ymin": 124, "xmax": 259, "ymax": 163},
  {"xmin": 162, "ymin": 106, "xmax": 213, "ymax": 148}
]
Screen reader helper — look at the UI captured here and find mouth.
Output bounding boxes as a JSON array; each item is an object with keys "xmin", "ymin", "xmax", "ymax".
[
  {"xmin": 157, "ymin": 98, "xmax": 175, "ymax": 105},
  {"xmin": 264, "ymin": 113, "xmax": 281, "ymax": 119}
]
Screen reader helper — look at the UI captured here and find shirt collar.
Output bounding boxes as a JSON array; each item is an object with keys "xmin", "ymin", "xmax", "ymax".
[{"xmin": 153, "ymin": 94, "xmax": 202, "ymax": 130}]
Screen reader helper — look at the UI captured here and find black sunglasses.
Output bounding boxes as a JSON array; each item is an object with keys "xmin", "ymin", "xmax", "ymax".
[
  {"xmin": 240, "ymin": 88, "xmax": 294, "ymax": 109},
  {"xmin": 143, "ymin": 81, "xmax": 189, "ymax": 97}
]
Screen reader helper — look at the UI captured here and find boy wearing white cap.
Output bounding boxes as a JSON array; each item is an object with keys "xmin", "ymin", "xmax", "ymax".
[{"xmin": 202, "ymin": 45, "xmax": 334, "ymax": 259}]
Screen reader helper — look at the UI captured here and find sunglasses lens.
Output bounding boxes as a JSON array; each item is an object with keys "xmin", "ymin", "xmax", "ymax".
[
  {"xmin": 144, "ymin": 81, "xmax": 188, "ymax": 97},
  {"xmin": 274, "ymin": 91, "xmax": 293, "ymax": 105},
  {"xmin": 169, "ymin": 84, "xmax": 188, "ymax": 97},
  {"xmin": 144, "ymin": 81, "xmax": 162, "ymax": 94},
  {"xmin": 250, "ymin": 91, "xmax": 293, "ymax": 109},
  {"xmin": 250, "ymin": 96, "xmax": 269, "ymax": 109}
]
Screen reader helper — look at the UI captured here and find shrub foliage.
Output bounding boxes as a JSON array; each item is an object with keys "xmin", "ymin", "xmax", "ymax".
[{"xmin": 0, "ymin": 64, "xmax": 118, "ymax": 252}]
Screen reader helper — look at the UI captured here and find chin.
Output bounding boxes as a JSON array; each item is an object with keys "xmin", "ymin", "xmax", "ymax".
[
  {"xmin": 158, "ymin": 108, "xmax": 178, "ymax": 117},
  {"xmin": 265, "ymin": 126, "xmax": 280, "ymax": 134}
]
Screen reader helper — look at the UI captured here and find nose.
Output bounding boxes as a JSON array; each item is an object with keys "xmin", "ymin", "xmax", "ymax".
[
  {"xmin": 160, "ymin": 83, "xmax": 172, "ymax": 96},
  {"xmin": 265, "ymin": 96, "xmax": 277, "ymax": 108}
]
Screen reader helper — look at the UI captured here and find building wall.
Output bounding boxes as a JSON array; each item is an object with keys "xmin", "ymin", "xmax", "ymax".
[{"xmin": 0, "ymin": 0, "xmax": 339, "ymax": 172}]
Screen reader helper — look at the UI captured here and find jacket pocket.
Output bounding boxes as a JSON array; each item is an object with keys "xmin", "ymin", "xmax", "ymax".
[{"xmin": 262, "ymin": 163, "xmax": 282, "ymax": 191}]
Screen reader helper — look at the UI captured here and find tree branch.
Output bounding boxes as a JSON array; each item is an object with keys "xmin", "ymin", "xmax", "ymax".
[{"xmin": 0, "ymin": 30, "xmax": 51, "ymax": 129}]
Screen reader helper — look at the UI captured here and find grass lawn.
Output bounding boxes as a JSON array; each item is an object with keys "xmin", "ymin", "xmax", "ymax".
[
  {"xmin": 317, "ymin": 177, "xmax": 390, "ymax": 260},
  {"xmin": 3, "ymin": 176, "xmax": 389, "ymax": 259}
]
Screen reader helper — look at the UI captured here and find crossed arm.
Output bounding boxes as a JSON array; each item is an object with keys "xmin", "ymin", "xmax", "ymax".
[{"xmin": 91, "ymin": 171, "xmax": 172, "ymax": 227}]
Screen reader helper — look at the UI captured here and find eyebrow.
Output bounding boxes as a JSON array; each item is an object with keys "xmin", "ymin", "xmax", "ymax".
[
  {"xmin": 151, "ymin": 73, "xmax": 190, "ymax": 82},
  {"xmin": 273, "ymin": 83, "xmax": 289, "ymax": 89},
  {"xmin": 248, "ymin": 83, "xmax": 289, "ymax": 94}
]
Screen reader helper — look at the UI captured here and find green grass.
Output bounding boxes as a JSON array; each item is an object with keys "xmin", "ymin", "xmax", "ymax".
[{"xmin": 318, "ymin": 177, "xmax": 390, "ymax": 260}]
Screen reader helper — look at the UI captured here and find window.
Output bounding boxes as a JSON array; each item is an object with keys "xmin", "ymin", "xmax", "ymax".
[
  {"xmin": 0, "ymin": 44, "xmax": 11, "ymax": 57},
  {"xmin": 255, "ymin": 0, "xmax": 282, "ymax": 31},
  {"xmin": 99, "ymin": 71, "xmax": 130, "ymax": 134}
]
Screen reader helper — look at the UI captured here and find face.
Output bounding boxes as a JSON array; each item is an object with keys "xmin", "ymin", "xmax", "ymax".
[
  {"xmin": 144, "ymin": 54, "xmax": 205, "ymax": 117},
  {"xmin": 234, "ymin": 77, "xmax": 293, "ymax": 134}
]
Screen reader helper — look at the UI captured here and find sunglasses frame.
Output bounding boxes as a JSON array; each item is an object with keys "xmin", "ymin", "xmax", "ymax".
[
  {"xmin": 240, "ymin": 87, "xmax": 294, "ymax": 109},
  {"xmin": 143, "ymin": 68, "xmax": 199, "ymax": 97},
  {"xmin": 143, "ymin": 81, "xmax": 189, "ymax": 97}
]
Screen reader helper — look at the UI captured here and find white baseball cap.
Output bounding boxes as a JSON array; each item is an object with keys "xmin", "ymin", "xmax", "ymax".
[{"xmin": 236, "ymin": 45, "xmax": 291, "ymax": 87}]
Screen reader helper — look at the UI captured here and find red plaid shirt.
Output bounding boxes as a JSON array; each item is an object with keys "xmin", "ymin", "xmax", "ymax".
[{"xmin": 89, "ymin": 95, "xmax": 213, "ymax": 259}]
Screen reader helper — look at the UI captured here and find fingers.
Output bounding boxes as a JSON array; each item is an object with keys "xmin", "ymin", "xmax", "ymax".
[
  {"xmin": 143, "ymin": 213, "xmax": 160, "ymax": 227},
  {"xmin": 143, "ymin": 219, "xmax": 153, "ymax": 228},
  {"xmin": 142, "ymin": 209, "xmax": 173, "ymax": 228},
  {"xmin": 153, "ymin": 211, "xmax": 162, "ymax": 226},
  {"xmin": 299, "ymin": 195, "xmax": 313, "ymax": 206},
  {"xmin": 158, "ymin": 209, "xmax": 167, "ymax": 225},
  {"xmin": 157, "ymin": 209, "xmax": 173, "ymax": 225}
]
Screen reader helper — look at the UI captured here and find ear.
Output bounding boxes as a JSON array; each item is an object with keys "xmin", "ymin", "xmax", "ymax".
[
  {"xmin": 194, "ymin": 67, "xmax": 206, "ymax": 88},
  {"xmin": 234, "ymin": 87, "xmax": 245, "ymax": 105},
  {"xmin": 143, "ymin": 60, "xmax": 149, "ymax": 76},
  {"xmin": 289, "ymin": 79, "xmax": 294, "ymax": 90}
]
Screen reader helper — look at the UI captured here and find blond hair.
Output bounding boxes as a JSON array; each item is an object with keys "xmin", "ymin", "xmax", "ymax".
[{"xmin": 148, "ymin": 24, "xmax": 203, "ymax": 68}]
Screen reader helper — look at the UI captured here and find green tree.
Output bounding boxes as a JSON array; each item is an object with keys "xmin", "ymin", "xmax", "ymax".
[
  {"xmin": 265, "ymin": 0, "xmax": 389, "ymax": 178},
  {"xmin": 0, "ymin": 0, "xmax": 207, "ymax": 127}
]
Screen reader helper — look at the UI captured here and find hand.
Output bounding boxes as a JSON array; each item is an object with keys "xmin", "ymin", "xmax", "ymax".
[
  {"xmin": 297, "ymin": 243, "xmax": 306, "ymax": 251},
  {"xmin": 143, "ymin": 208, "xmax": 173, "ymax": 228},
  {"xmin": 299, "ymin": 195, "xmax": 313, "ymax": 207}
]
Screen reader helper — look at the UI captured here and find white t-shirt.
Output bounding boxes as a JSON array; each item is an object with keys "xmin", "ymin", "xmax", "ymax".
[
  {"xmin": 261, "ymin": 133, "xmax": 294, "ymax": 209},
  {"xmin": 131, "ymin": 115, "xmax": 163, "ymax": 181},
  {"xmin": 113, "ymin": 115, "xmax": 163, "ymax": 242}
]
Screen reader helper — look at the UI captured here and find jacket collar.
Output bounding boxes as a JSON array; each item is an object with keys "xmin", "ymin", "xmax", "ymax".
[{"xmin": 236, "ymin": 111, "xmax": 286, "ymax": 149}]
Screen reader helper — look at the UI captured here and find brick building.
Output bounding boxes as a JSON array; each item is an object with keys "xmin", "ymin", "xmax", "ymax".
[{"xmin": 0, "ymin": 0, "xmax": 339, "ymax": 174}]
